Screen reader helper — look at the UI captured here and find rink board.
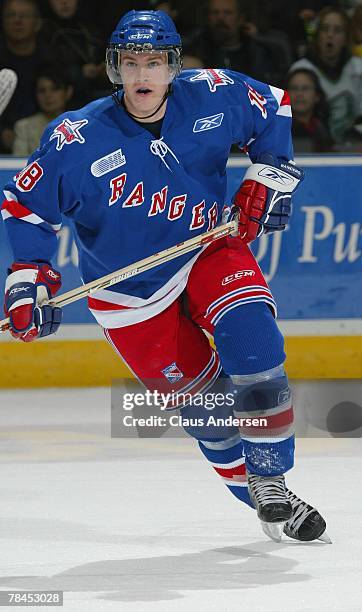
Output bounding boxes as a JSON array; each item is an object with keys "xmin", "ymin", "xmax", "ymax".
[{"xmin": 0, "ymin": 155, "xmax": 361, "ymax": 387}]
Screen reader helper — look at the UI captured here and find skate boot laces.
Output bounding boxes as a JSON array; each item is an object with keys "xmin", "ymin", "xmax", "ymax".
[
  {"xmin": 248, "ymin": 474, "xmax": 287, "ymax": 506},
  {"xmin": 285, "ymin": 490, "xmax": 315, "ymax": 534}
]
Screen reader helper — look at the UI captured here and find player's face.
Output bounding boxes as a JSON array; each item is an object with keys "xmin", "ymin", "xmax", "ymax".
[
  {"xmin": 317, "ymin": 12, "xmax": 347, "ymax": 62},
  {"xmin": 121, "ymin": 52, "xmax": 169, "ymax": 120},
  {"xmin": 288, "ymin": 73, "xmax": 319, "ymax": 117}
]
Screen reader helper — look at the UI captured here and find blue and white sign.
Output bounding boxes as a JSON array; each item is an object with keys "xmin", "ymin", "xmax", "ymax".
[{"xmin": 0, "ymin": 156, "xmax": 361, "ymax": 323}]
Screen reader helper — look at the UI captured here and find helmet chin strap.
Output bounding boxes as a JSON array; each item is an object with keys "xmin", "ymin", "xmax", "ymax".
[{"xmin": 115, "ymin": 85, "xmax": 172, "ymax": 120}]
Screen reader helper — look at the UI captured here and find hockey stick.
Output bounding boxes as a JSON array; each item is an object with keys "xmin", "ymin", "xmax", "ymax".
[
  {"xmin": 0, "ymin": 69, "xmax": 17, "ymax": 116},
  {"xmin": 0, "ymin": 218, "xmax": 238, "ymax": 333}
]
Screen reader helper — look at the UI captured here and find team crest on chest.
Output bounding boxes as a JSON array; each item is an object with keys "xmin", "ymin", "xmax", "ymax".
[
  {"xmin": 50, "ymin": 118, "xmax": 88, "ymax": 151},
  {"xmin": 190, "ymin": 69, "xmax": 234, "ymax": 93}
]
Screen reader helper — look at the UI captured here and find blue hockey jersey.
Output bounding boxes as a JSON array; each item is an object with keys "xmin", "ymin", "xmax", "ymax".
[{"xmin": 2, "ymin": 68, "xmax": 293, "ymax": 327}]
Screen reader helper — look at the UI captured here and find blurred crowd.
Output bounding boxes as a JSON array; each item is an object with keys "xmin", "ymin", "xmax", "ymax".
[{"xmin": 1, "ymin": 0, "xmax": 362, "ymax": 156}]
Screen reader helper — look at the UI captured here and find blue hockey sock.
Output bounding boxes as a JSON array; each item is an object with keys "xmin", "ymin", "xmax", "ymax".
[
  {"xmin": 180, "ymin": 386, "xmax": 254, "ymax": 508},
  {"xmin": 198, "ymin": 435, "xmax": 254, "ymax": 508},
  {"xmin": 214, "ymin": 302, "xmax": 295, "ymax": 476},
  {"xmin": 214, "ymin": 302, "xmax": 285, "ymax": 375}
]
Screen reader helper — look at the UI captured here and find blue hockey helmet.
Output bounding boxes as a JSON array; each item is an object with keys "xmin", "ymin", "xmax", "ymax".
[{"xmin": 106, "ymin": 10, "xmax": 183, "ymax": 86}]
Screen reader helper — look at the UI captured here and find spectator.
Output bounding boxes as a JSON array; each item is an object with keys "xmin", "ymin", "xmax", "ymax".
[
  {"xmin": 79, "ymin": 1, "xmax": 203, "ymax": 50},
  {"xmin": 289, "ymin": 6, "xmax": 362, "ymax": 143},
  {"xmin": 12, "ymin": 65, "xmax": 73, "ymax": 156},
  {"xmin": 350, "ymin": 4, "xmax": 362, "ymax": 57},
  {"xmin": 188, "ymin": 0, "xmax": 290, "ymax": 86},
  {"xmin": 148, "ymin": 0, "xmax": 178, "ymax": 20},
  {"xmin": 0, "ymin": 0, "xmax": 50, "ymax": 153},
  {"xmin": 287, "ymin": 68, "xmax": 333, "ymax": 152},
  {"xmin": 240, "ymin": 0, "xmax": 296, "ymax": 63},
  {"xmin": 339, "ymin": 1, "xmax": 362, "ymax": 16},
  {"xmin": 82, "ymin": 1, "xmax": 146, "ymax": 48},
  {"xmin": 149, "ymin": 0, "xmax": 203, "ymax": 47},
  {"xmin": 294, "ymin": 1, "xmax": 340, "ymax": 55},
  {"xmin": 40, "ymin": 0, "xmax": 105, "ymax": 106}
]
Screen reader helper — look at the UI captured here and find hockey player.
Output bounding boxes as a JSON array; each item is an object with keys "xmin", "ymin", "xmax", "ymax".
[{"xmin": 2, "ymin": 10, "xmax": 329, "ymax": 542}]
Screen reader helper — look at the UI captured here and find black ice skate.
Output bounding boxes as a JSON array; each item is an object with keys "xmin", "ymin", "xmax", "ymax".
[
  {"xmin": 283, "ymin": 489, "xmax": 331, "ymax": 543},
  {"xmin": 248, "ymin": 474, "xmax": 293, "ymax": 542}
]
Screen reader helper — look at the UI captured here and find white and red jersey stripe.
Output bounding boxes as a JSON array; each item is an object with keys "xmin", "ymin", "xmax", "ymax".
[
  {"xmin": 88, "ymin": 248, "xmax": 205, "ymax": 328},
  {"xmin": 1, "ymin": 191, "xmax": 61, "ymax": 232},
  {"xmin": 270, "ymin": 85, "xmax": 292, "ymax": 118}
]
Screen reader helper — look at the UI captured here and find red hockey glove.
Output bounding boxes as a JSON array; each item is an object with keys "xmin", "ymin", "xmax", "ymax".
[
  {"xmin": 233, "ymin": 155, "xmax": 304, "ymax": 243},
  {"xmin": 4, "ymin": 262, "xmax": 62, "ymax": 342}
]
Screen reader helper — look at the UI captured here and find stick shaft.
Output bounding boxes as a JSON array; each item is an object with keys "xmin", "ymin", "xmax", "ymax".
[{"xmin": 0, "ymin": 220, "xmax": 238, "ymax": 333}]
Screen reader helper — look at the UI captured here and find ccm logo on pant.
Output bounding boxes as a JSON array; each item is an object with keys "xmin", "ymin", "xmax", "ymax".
[{"xmin": 222, "ymin": 270, "xmax": 255, "ymax": 285}]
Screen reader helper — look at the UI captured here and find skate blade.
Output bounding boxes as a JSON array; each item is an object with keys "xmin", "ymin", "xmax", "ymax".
[
  {"xmin": 318, "ymin": 531, "xmax": 332, "ymax": 544},
  {"xmin": 261, "ymin": 520, "xmax": 285, "ymax": 542}
]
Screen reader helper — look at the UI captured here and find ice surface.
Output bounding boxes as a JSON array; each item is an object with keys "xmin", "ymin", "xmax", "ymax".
[{"xmin": 0, "ymin": 387, "xmax": 361, "ymax": 611}]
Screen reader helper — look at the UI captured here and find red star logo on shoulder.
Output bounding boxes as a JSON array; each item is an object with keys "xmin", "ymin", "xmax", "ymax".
[
  {"xmin": 190, "ymin": 69, "xmax": 234, "ymax": 93},
  {"xmin": 50, "ymin": 118, "xmax": 88, "ymax": 151}
]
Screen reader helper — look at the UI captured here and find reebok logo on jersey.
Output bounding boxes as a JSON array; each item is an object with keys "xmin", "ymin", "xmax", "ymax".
[
  {"xmin": 193, "ymin": 113, "xmax": 224, "ymax": 133},
  {"xmin": 50, "ymin": 118, "xmax": 88, "ymax": 151},
  {"xmin": 91, "ymin": 148, "xmax": 126, "ymax": 177},
  {"xmin": 258, "ymin": 167, "xmax": 294, "ymax": 186},
  {"xmin": 161, "ymin": 362, "xmax": 184, "ymax": 383}
]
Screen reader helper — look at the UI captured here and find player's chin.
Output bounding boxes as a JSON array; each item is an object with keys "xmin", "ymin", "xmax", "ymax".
[
  {"xmin": 136, "ymin": 95, "xmax": 163, "ymax": 111},
  {"xmin": 134, "ymin": 93, "xmax": 154, "ymax": 105},
  {"xmin": 131, "ymin": 91, "xmax": 153, "ymax": 105}
]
